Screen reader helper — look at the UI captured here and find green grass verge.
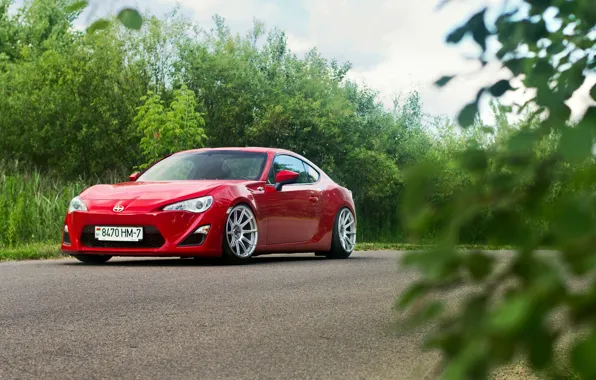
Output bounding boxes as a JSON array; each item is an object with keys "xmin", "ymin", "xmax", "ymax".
[
  {"xmin": 356, "ymin": 242, "xmax": 516, "ymax": 251},
  {"xmin": 0, "ymin": 243, "xmax": 64, "ymax": 262},
  {"xmin": 0, "ymin": 242, "xmax": 516, "ymax": 262}
]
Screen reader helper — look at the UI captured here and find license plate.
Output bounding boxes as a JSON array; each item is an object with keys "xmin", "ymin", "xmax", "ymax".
[{"xmin": 95, "ymin": 226, "xmax": 143, "ymax": 242}]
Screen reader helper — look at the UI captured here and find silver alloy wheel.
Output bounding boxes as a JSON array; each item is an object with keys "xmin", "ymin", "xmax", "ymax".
[
  {"xmin": 226, "ymin": 205, "xmax": 258, "ymax": 258},
  {"xmin": 338, "ymin": 208, "xmax": 356, "ymax": 252}
]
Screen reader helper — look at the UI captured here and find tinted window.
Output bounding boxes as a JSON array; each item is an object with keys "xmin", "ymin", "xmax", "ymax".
[
  {"xmin": 304, "ymin": 163, "xmax": 320, "ymax": 183},
  {"xmin": 138, "ymin": 151, "xmax": 268, "ymax": 181},
  {"xmin": 268, "ymin": 155, "xmax": 309, "ymax": 184}
]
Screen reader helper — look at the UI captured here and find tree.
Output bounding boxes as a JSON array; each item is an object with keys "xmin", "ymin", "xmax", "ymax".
[
  {"xmin": 0, "ymin": 1, "xmax": 148, "ymax": 176},
  {"xmin": 135, "ymin": 85, "xmax": 206, "ymax": 168},
  {"xmin": 399, "ymin": 0, "xmax": 596, "ymax": 378}
]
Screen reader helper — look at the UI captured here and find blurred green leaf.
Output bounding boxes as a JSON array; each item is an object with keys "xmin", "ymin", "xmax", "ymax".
[
  {"xmin": 459, "ymin": 148, "xmax": 488, "ymax": 173},
  {"xmin": 547, "ymin": 41, "xmax": 566, "ymax": 55},
  {"xmin": 504, "ymin": 58, "xmax": 524, "ymax": 76},
  {"xmin": 507, "ymin": 129, "xmax": 537, "ymax": 154},
  {"xmin": 398, "ymin": 282, "xmax": 428, "ymax": 308},
  {"xmin": 559, "ymin": 126, "xmax": 592, "ymax": 164},
  {"xmin": 65, "ymin": 0, "xmax": 88, "ymax": 13},
  {"xmin": 446, "ymin": 25, "xmax": 467, "ymax": 44},
  {"xmin": 572, "ymin": 334, "xmax": 596, "ymax": 379},
  {"xmin": 117, "ymin": 8, "xmax": 143, "ymax": 30},
  {"xmin": 435, "ymin": 76, "xmax": 454, "ymax": 87},
  {"xmin": 469, "ymin": 9, "xmax": 489, "ymax": 52},
  {"xmin": 590, "ymin": 84, "xmax": 596, "ymax": 102},
  {"xmin": 527, "ymin": 324, "xmax": 556, "ymax": 370},
  {"xmin": 485, "ymin": 209, "xmax": 523, "ymax": 245},
  {"xmin": 86, "ymin": 19, "xmax": 111, "ymax": 33},
  {"xmin": 465, "ymin": 252, "xmax": 494, "ymax": 282},
  {"xmin": 425, "ymin": 330, "xmax": 462, "ymax": 357},
  {"xmin": 490, "ymin": 295, "xmax": 531, "ymax": 334},
  {"xmin": 458, "ymin": 102, "xmax": 478, "ymax": 127},
  {"xmin": 489, "ymin": 80, "xmax": 513, "ymax": 97},
  {"xmin": 578, "ymin": 107, "xmax": 596, "ymax": 130},
  {"xmin": 412, "ymin": 301, "xmax": 444, "ymax": 324},
  {"xmin": 552, "ymin": 195, "xmax": 593, "ymax": 241},
  {"xmin": 443, "ymin": 340, "xmax": 488, "ymax": 380}
]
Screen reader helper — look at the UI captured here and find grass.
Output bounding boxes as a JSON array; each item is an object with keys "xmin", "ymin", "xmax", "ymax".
[
  {"xmin": 0, "ymin": 241, "xmax": 517, "ymax": 262},
  {"xmin": 0, "ymin": 161, "xmax": 89, "ymax": 247},
  {"xmin": 0, "ymin": 242, "xmax": 64, "ymax": 261},
  {"xmin": 356, "ymin": 242, "xmax": 516, "ymax": 251},
  {"xmin": 0, "ymin": 160, "xmax": 123, "ymax": 250}
]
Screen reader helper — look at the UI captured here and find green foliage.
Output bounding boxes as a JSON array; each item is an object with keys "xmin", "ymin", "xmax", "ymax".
[
  {"xmin": 399, "ymin": 0, "xmax": 596, "ymax": 378},
  {"xmin": 0, "ymin": 1, "xmax": 147, "ymax": 176},
  {"xmin": 86, "ymin": 18, "xmax": 109, "ymax": 33},
  {"xmin": 0, "ymin": 242, "xmax": 63, "ymax": 261},
  {"xmin": 135, "ymin": 86, "xmax": 206, "ymax": 168},
  {"xmin": 0, "ymin": 160, "xmax": 118, "ymax": 248},
  {"xmin": 117, "ymin": 8, "xmax": 142, "ymax": 30},
  {"xmin": 64, "ymin": 1, "xmax": 87, "ymax": 13}
]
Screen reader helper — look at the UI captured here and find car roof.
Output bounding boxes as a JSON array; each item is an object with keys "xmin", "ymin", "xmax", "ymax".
[{"xmin": 177, "ymin": 147, "xmax": 299, "ymax": 155}]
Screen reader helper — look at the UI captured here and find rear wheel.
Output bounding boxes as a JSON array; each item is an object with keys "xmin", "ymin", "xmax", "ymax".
[
  {"xmin": 222, "ymin": 204, "xmax": 258, "ymax": 264},
  {"xmin": 324, "ymin": 208, "xmax": 356, "ymax": 259},
  {"xmin": 72, "ymin": 254, "xmax": 112, "ymax": 264}
]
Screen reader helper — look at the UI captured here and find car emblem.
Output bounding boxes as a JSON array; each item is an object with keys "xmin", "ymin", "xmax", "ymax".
[{"xmin": 113, "ymin": 205, "xmax": 125, "ymax": 213}]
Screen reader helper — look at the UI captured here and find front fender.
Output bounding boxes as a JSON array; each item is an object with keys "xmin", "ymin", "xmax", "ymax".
[{"xmin": 212, "ymin": 185, "xmax": 265, "ymax": 247}]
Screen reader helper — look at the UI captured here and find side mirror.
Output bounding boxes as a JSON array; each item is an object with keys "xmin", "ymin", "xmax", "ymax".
[
  {"xmin": 274, "ymin": 170, "xmax": 299, "ymax": 191},
  {"xmin": 129, "ymin": 172, "xmax": 140, "ymax": 181}
]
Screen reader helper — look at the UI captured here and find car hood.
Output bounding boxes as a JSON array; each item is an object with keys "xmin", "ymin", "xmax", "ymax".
[{"xmin": 81, "ymin": 181, "xmax": 223, "ymax": 201}]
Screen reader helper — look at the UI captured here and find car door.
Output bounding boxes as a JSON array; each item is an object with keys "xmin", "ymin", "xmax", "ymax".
[{"xmin": 263, "ymin": 154, "xmax": 319, "ymax": 245}]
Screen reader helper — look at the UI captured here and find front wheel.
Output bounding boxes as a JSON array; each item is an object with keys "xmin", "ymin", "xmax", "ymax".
[
  {"xmin": 72, "ymin": 254, "xmax": 112, "ymax": 264},
  {"xmin": 324, "ymin": 207, "xmax": 356, "ymax": 259},
  {"xmin": 222, "ymin": 204, "xmax": 258, "ymax": 264}
]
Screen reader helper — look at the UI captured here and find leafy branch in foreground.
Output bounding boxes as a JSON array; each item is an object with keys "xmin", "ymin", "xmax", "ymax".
[
  {"xmin": 66, "ymin": 0, "xmax": 143, "ymax": 33},
  {"xmin": 399, "ymin": 0, "xmax": 596, "ymax": 378}
]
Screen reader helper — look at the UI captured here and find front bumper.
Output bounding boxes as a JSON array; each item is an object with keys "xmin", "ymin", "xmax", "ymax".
[{"xmin": 61, "ymin": 206, "xmax": 226, "ymax": 257}]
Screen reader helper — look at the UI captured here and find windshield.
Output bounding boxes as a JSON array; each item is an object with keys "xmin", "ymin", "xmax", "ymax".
[{"xmin": 137, "ymin": 151, "xmax": 268, "ymax": 181}]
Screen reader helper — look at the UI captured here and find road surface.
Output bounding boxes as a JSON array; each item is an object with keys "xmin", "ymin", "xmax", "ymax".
[{"xmin": 0, "ymin": 252, "xmax": 437, "ymax": 380}]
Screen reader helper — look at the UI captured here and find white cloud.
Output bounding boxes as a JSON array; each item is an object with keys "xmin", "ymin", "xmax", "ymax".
[
  {"xmin": 286, "ymin": 33, "xmax": 316, "ymax": 55},
  {"xmin": 298, "ymin": 0, "xmax": 503, "ymax": 120},
  {"xmin": 158, "ymin": 0, "xmax": 281, "ymax": 29}
]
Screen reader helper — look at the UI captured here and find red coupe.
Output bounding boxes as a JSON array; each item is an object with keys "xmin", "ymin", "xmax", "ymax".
[{"xmin": 61, "ymin": 147, "xmax": 357, "ymax": 264}]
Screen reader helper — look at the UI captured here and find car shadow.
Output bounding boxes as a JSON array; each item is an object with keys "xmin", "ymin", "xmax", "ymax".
[{"xmin": 63, "ymin": 254, "xmax": 376, "ymax": 267}]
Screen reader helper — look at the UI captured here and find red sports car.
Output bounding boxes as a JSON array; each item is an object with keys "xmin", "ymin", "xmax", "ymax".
[{"xmin": 61, "ymin": 147, "xmax": 357, "ymax": 264}]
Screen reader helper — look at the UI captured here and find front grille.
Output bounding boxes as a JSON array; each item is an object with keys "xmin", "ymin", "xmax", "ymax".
[
  {"xmin": 80, "ymin": 226, "xmax": 165, "ymax": 249},
  {"xmin": 179, "ymin": 233, "xmax": 206, "ymax": 247}
]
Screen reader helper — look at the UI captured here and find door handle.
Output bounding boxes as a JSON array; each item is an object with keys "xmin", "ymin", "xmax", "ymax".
[
  {"xmin": 309, "ymin": 196, "xmax": 319, "ymax": 203},
  {"xmin": 257, "ymin": 187, "xmax": 264, "ymax": 191}
]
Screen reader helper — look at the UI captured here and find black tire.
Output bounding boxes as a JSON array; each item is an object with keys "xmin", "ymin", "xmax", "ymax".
[
  {"xmin": 222, "ymin": 204, "xmax": 258, "ymax": 264},
  {"xmin": 72, "ymin": 254, "xmax": 112, "ymax": 264},
  {"xmin": 324, "ymin": 207, "xmax": 356, "ymax": 259}
]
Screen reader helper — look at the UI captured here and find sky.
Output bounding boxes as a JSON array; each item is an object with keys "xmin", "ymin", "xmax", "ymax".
[{"xmin": 75, "ymin": 0, "xmax": 596, "ymax": 124}]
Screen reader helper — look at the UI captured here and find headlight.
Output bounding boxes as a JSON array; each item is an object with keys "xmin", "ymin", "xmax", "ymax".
[
  {"xmin": 68, "ymin": 196, "xmax": 88, "ymax": 213},
  {"xmin": 163, "ymin": 196, "xmax": 214, "ymax": 213}
]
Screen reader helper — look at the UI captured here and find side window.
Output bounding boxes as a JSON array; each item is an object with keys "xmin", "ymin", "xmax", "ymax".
[
  {"xmin": 303, "ymin": 162, "xmax": 320, "ymax": 183},
  {"xmin": 267, "ymin": 155, "xmax": 308, "ymax": 184}
]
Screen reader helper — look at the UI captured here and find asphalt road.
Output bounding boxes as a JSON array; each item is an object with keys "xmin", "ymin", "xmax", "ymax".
[{"xmin": 0, "ymin": 252, "xmax": 436, "ymax": 380}]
